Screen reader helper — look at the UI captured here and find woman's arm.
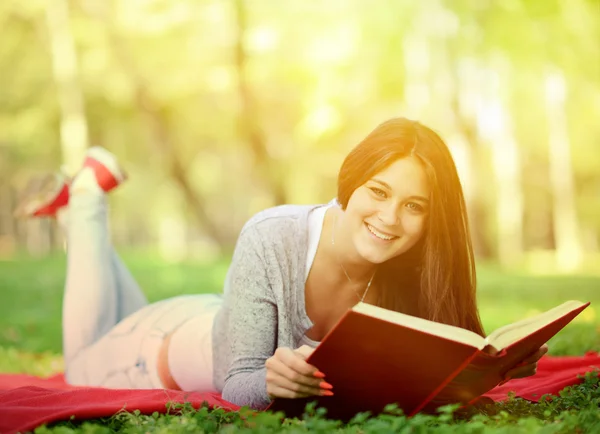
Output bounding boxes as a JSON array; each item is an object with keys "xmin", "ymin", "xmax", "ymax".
[
  {"xmin": 215, "ymin": 224, "xmax": 281, "ymax": 408},
  {"xmin": 216, "ymin": 224, "xmax": 327, "ymax": 408}
]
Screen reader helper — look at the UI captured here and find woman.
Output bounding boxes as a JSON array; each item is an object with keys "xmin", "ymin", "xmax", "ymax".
[{"xmin": 16, "ymin": 117, "xmax": 546, "ymax": 410}]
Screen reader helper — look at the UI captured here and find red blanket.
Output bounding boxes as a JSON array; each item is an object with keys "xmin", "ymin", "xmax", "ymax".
[
  {"xmin": 1, "ymin": 353, "xmax": 598, "ymax": 434},
  {"xmin": 0, "ymin": 377, "xmax": 239, "ymax": 434}
]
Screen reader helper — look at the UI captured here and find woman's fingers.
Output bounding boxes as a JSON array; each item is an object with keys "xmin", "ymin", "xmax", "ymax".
[
  {"xmin": 266, "ymin": 368, "xmax": 329, "ymax": 397},
  {"xmin": 504, "ymin": 363, "xmax": 537, "ymax": 380},
  {"xmin": 265, "ymin": 347, "xmax": 332, "ymax": 399},
  {"xmin": 266, "ymin": 351, "xmax": 322, "ymax": 388},
  {"xmin": 294, "ymin": 345, "xmax": 315, "ymax": 360},
  {"xmin": 517, "ymin": 345, "xmax": 548, "ymax": 366},
  {"xmin": 274, "ymin": 347, "xmax": 321, "ymax": 380},
  {"xmin": 266, "ymin": 383, "xmax": 314, "ymax": 399},
  {"xmin": 502, "ymin": 345, "xmax": 549, "ymax": 382},
  {"xmin": 294, "ymin": 345, "xmax": 325, "ymax": 378},
  {"xmin": 520, "ymin": 344, "xmax": 549, "ymax": 365}
]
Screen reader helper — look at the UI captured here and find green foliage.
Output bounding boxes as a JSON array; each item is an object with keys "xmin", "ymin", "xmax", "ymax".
[
  {"xmin": 0, "ymin": 346, "xmax": 63, "ymax": 376},
  {"xmin": 30, "ymin": 372, "xmax": 600, "ymax": 433}
]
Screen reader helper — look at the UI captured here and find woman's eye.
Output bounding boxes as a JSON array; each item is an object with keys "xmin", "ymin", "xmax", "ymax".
[
  {"xmin": 406, "ymin": 202, "xmax": 424, "ymax": 212},
  {"xmin": 369, "ymin": 187, "xmax": 387, "ymax": 198}
]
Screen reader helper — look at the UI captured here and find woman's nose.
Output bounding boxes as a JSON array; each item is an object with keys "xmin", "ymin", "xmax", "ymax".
[{"xmin": 377, "ymin": 202, "xmax": 400, "ymax": 226}]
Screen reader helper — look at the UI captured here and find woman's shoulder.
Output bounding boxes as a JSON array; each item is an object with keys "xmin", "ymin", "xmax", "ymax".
[
  {"xmin": 241, "ymin": 203, "xmax": 316, "ymax": 234},
  {"xmin": 242, "ymin": 204, "xmax": 332, "ymax": 235}
]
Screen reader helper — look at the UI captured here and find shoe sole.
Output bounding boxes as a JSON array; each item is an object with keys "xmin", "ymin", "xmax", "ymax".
[
  {"xmin": 14, "ymin": 174, "xmax": 69, "ymax": 218},
  {"xmin": 84, "ymin": 147, "xmax": 127, "ymax": 192}
]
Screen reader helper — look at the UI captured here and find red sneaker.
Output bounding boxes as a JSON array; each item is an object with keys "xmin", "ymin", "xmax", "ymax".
[
  {"xmin": 13, "ymin": 173, "xmax": 70, "ymax": 218},
  {"xmin": 82, "ymin": 146, "xmax": 127, "ymax": 192}
]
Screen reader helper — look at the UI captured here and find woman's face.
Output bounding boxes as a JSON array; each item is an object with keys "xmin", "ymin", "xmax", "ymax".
[{"xmin": 343, "ymin": 155, "xmax": 430, "ymax": 265}]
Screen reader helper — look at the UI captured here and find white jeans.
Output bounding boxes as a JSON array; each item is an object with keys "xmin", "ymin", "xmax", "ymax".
[{"xmin": 63, "ymin": 191, "xmax": 219, "ymax": 390}]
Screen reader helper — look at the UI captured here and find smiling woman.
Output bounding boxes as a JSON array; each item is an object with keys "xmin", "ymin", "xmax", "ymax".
[
  {"xmin": 336, "ymin": 118, "xmax": 483, "ymax": 333},
  {"xmin": 16, "ymin": 117, "xmax": 546, "ymax": 413}
]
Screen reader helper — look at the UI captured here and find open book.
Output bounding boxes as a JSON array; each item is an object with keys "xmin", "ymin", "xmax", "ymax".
[{"xmin": 268, "ymin": 300, "xmax": 589, "ymax": 420}]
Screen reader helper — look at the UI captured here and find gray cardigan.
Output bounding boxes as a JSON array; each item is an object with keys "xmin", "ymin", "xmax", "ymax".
[{"xmin": 212, "ymin": 203, "xmax": 324, "ymax": 409}]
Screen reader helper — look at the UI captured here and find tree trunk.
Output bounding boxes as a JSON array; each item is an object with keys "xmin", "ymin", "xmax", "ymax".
[
  {"xmin": 45, "ymin": 0, "xmax": 89, "ymax": 175},
  {"xmin": 232, "ymin": 0, "xmax": 287, "ymax": 205},
  {"xmin": 444, "ymin": 46, "xmax": 493, "ymax": 259},
  {"xmin": 0, "ymin": 183, "xmax": 16, "ymax": 257},
  {"xmin": 489, "ymin": 129, "xmax": 524, "ymax": 266},
  {"xmin": 449, "ymin": 100, "xmax": 494, "ymax": 260},
  {"xmin": 479, "ymin": 59, "xmax": 524, "ymax": 267},
  {"xmin": 545, "ymin": 70, "xmax": 583, "ymax": 271}
]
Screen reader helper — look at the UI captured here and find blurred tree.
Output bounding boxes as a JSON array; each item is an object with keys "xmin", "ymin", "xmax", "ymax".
[
  {"xmin": 545, "ymin": 70, "xmax": 583, "ymax": 271},
  {"xmin": 477, "ymin": 59, "xmax": 525, "ymax": 267},
  {"xmin": 0, "ymin": 0, "xmax": 598, "ymax": 270},
  {"xmin": 232, "ymin": 0, "xmax": 287, "ymax": 205},
  {"xmin": 45, "ymin": 0, "xmax": 89, "ymax": 175}
]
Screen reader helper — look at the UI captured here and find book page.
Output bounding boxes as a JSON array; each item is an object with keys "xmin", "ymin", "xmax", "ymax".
[
  {"xmin": 352, "ymin": 302, "xmax": 487, "ymax": 349},
  {"xmin": 486, "ymin": 300, "xmax": 586, "ymax": 350}
]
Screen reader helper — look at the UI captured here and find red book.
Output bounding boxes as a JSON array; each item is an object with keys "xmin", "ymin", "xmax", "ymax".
[{"xmin": 267, "ymin": 300, "xmax": 590, "ymax": 420}]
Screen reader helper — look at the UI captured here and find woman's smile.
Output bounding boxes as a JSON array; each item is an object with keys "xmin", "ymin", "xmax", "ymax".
[{"xmin": 364, "ymin": 222, "xmax": 398, "ymax": 242}]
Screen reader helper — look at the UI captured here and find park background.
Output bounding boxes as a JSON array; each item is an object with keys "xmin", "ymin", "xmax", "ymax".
[{"xmin": 0, "ymin": 0, "xmax": 599, "ymax": 378}]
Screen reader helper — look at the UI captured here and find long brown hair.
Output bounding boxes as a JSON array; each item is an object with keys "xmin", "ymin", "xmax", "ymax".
[{"xmin": 337, "ymin": 118, "xmax": 485, "ymax": 336}]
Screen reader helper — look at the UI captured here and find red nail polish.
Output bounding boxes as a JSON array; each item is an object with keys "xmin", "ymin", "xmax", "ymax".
[
  {"xmin": 319, "ymin": 381, "xmax": 333, "ymax": 390},
  {"xmin": 313, "ymin": 371, "xmax": 326, "ymax": 378},
  {"xmin": 321, "ymin": 390, "xmax": 334, "ymax": 397}
]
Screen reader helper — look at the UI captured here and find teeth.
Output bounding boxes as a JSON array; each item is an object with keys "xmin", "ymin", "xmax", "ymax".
[{"xmin": 367, "ymin": 224, "xmax": 396, "ymax": 241}]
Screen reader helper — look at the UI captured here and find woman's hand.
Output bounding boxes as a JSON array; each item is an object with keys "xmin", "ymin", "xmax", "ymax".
[
  {"xmin": 502, "ymin": 344, "xmax": 549, "ymax": 383},
  {"xmin": 265, "ymin": 345, "xmax": 334, "ymax": 399}
]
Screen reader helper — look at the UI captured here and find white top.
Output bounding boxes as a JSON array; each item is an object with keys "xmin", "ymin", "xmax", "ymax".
[
  {"xmin": 298, "ymin": 204, "xmax": 332, "ymax": 348},
  {"xmin": 305, "ymin": 204, "xmax": 329, "ymax": 280}
]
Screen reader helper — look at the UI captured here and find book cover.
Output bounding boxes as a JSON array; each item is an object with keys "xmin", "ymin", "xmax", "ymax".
[{"xmin": 267, "ymin": 301, "xmax": 589, "ymax": 420}]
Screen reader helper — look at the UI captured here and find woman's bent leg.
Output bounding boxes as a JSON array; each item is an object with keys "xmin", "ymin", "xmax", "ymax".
[
  {"xmin": 59, "ymin": 204, "xmax": 148, "ymax": 328},
  {"xmin": 61, "ymin": 161, "xmax": 221, "ymax": 390},
  {"xmin": 62, "ymin": 190, "xmax": 120, "ymax": 368},
  {"xmin": 112, "ymin": 251, "xmax": 149, "ymax": 322}
]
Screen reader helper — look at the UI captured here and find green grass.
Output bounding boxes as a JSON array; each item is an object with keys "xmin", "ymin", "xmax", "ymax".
[
  {"xmin": 0, "ymin": 253, "xmax": 230, "ymax": 355},
  {"xmin": 1, "ymin": 254, "xmax": 599, "ymax": 433}
]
